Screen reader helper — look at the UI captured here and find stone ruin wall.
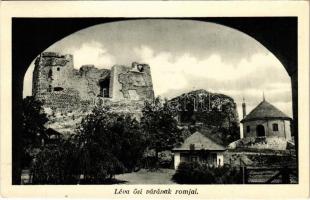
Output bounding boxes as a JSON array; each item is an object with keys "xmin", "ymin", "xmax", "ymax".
[
  {"xmin": 32, "ymin": 52, "xmax": 154, "ymax": 115},
  {"xmin": 110, "ymin": 63, "xmax": 154, "ymax": 101}
]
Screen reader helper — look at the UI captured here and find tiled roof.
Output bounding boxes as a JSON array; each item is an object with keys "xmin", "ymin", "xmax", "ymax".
[
  {"xmin": 241, "ymin": 100, "xmax": 291, "ymax": 123},
  {"xmin": 173, "ymin": 131, "xmax": 226, "ymax": 151}
]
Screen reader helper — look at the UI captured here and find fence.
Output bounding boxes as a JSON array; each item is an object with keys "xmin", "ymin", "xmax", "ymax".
[{"xmin": 239, "ymin": 159, "xmax": 297, "ymax": 184}]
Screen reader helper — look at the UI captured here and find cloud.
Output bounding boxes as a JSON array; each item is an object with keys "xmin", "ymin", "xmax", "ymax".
[
  {"xmin": 133, "ymin": 45, "xmax": 292, "ymax": 117},
  {"xmin": 66, "ymin": 41, "xmax": 115, "ymax": 69}
]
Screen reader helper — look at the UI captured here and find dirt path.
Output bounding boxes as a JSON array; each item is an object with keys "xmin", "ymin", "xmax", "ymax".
[{"xmin": 115, "ymin": 168, "xmax": 176, "ymax": 184}]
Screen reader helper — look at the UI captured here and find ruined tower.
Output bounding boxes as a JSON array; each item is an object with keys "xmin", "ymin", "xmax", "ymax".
[{"xmin": 32, "ymin": 52, "xmax": 155, "ymax": 113}]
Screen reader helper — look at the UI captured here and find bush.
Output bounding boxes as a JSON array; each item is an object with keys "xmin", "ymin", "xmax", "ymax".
[
  {"xmin": 31, "ymin": 140, "xmax": 80, "ymax": 184},
  {"xmin": 172, "ymin": 162, "xmax": 242, "ymax": 184}
]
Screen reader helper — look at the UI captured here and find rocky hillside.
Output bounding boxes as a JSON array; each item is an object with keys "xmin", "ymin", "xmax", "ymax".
[
  {"xmin": 169, "ymin": 89, "xmax": 240, "ymax": 145},
  {"xmin": 44, "ymin": 99, "xmax": 145, "ymax": 136}
]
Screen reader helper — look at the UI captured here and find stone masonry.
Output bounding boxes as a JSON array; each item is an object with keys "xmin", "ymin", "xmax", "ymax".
[
  {"xmin": 32, "ymin": 52, "xmax": 155, "ymax": 113},
  {"xmin": 32, "ymin": 52, "xmax": 155, "ymax": 134}
]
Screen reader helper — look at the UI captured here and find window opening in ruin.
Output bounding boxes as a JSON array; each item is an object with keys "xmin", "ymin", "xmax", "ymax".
[
  {"xmin": 256, "ymin": 125, "xmax": 265, "ymax": 137},
  {"xmin": 54, "ymin": 87, "xmax": 64, "ymax": 92},
  {"xmin": 48, "ymin": 69, "xmax": 53, "ymax": 80},
  {"xmin": 137, "ymin": 64, "xmax": 144, "ymax": 72},
  {"xmin": 273, "ymin": 123, "xmax": 279, "ymax": 131},
  {"xmin": 98, "ymin": 78, "xmax": 110, "ymax": 98}
]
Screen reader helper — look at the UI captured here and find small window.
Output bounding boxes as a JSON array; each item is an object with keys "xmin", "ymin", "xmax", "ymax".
[
  {"xmin": 54, "ymin": 87, "xmax": 64, "ymax": 91},
  {"xmin": 191, "ymin": 156, "xmax": 198, "ymax": 162},
  {"xmin": 57, "ymin": 67, "xmax": 60, "ymax": 71},
  {"xmin": 246, "ymin": 126, "xmax": 250, "ymax": 133},
  {"xmin": 48, "ymin": 85, "xmax": 52, "ymax": 92},
  {"xmin": 48, "ymin": 69, "xmax": 53, "ymax": 78},
  {"xmin": 273, "ymin": 123, "xmax": 279, "ymax": 131},
  {"xmin": 137, "ymin": 64, "xmax": 144, "ymax": 72}
]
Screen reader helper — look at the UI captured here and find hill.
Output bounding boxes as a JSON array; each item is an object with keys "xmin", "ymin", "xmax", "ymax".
[{"xmin": 169, "ymin": 89, "xmax": 240, "ymax": 145}]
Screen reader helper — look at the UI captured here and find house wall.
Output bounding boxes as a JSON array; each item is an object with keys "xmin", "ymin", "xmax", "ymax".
[
  {"xmin": 217, "ymin": 153, "xmax": 224, "ymax": 167},
  {"xmin": 174, "ymin": 152, "xmax": 181, "ymax": 169},
  {"xmin": 174, "ymin": 151, "xmax": 224, "ymax": 169},
  {"xmin": 243, "ymin": 119, "xmax": 291, "ymax": 140}
]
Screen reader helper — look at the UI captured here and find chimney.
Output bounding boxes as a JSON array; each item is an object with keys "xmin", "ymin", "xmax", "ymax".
[{"xmin": 242, "ymin": 97, "xmax": 246, "ymax": 119}]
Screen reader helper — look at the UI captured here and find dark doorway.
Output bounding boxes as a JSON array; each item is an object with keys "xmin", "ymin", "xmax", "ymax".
[
  {"xmin": 256, "ymin": 125, "xmax": 265, "ymax": 137},
  {"xmin": 98, "ymin": 78, "xmax": 110, "ymax": 98}
]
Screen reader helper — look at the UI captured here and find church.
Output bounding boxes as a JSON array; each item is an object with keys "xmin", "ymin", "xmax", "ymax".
[
  {"xmin": 241, "ymin": 97, "xmax": 292, "ymax": 141},
  {"xmin": 229, "ymin": 96, "xmax": 293, "ymax": 150}
]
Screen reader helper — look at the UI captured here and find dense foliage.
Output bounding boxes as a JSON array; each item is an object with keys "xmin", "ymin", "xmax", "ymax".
[
  {"xmin": 30, "ymin": 105, "xmax": 146, "ymax": 184},
  {"xmin": 31, "ymin": 139, "xmax": 80, "ymax": 184},
  {"xmin": 76, "ymin": 105, "xmax": 146, "ymax": 182},
  {"xmin": 22, "ymin": 96, "xmax": 49, "ymax": 168},
  {"xmin": 141, "ymin": 97, "xmax": 183, "ymax": 166},
  {"xmin": 172, "ymin": 162, "xmax": 242, "ymax": 184}
]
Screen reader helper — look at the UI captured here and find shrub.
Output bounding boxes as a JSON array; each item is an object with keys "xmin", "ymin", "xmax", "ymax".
[
  {"xmin": 31, "ymin": 140, "xmax": 80, "ymax": 184},
  {"xmin": 172, "ymin": 162, "xmax": 242, "ymax": 184}
]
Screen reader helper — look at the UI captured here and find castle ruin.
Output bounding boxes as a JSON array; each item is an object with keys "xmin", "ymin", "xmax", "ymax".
[{"xmin": 32, "ymin": 52, "xmax": 155, "ymax": 114}]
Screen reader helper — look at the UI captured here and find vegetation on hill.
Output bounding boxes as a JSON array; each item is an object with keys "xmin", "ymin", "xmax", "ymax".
[
  {"xmin": 22, "ymin": 90, "xmax": 242, "ymax": 184},
  {"xmin": 169, "ymin": 89, "xmax": 240, "ymax": 145},
  {"xmin": 30, "ymin": 105, "xmax": 147, "ymax": 184}
]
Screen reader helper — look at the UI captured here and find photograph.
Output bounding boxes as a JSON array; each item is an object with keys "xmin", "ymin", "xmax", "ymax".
[
  {"xmin": 0, "ymin": 1, "xmax": 309, "ymax": 198},
  {"xmin": 17, "ymin": 18, "xmax": 298, "ymax": 185}
]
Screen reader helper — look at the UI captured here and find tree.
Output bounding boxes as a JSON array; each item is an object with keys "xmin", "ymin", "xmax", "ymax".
[
  {"xmin": 31, "ymin": 138, "xmax": 80, "ymax": 184},
  {"xmin": 22, "ymin": 96, "xmax": 48, "ymax": 168},
  {"xmin": 75, "ymin": 105, "xmax": 146, "ymax": 183},
  {"xmin": 141, "ymin": 97, "xmax": 183, "ymax": 166}
]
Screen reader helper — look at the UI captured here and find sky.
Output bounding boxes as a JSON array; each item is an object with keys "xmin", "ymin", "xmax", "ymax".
[{"xmin": 23, "ymin": 19, "xmax": 292, "ymax": 121}]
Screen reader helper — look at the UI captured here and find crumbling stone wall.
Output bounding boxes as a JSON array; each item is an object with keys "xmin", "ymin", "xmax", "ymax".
[
  {"xmin": 32, "ymin": 52, "xmax": 154, "ymax": 114},
  {"xmin": 109, "ymin": 62, "xmax": 154, "ymax": 101},
  {"xmin": 118, "ymin": 63, "xmax": 154, "ymax": 100}
]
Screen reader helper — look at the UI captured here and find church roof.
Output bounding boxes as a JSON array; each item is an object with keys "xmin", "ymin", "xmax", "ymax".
[
  {"xmin": 241, "ymin": 100, "xmax": 291, "ymax": 123},
  {"xmin": 173, "ymin": 131, "xmax": 226, "ymax": 151}
]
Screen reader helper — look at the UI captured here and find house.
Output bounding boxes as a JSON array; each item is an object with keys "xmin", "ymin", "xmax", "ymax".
[
  {"xmin": 44, "ymin": 128, "xmax": 62, "ymax": 145},
  {"xmin": 240, "ymin": 98, "xmax": 292, "ymax": 141},
  {"xmin": 172, "ymin": 131, "xmax": 226, "ymax": 169}
]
